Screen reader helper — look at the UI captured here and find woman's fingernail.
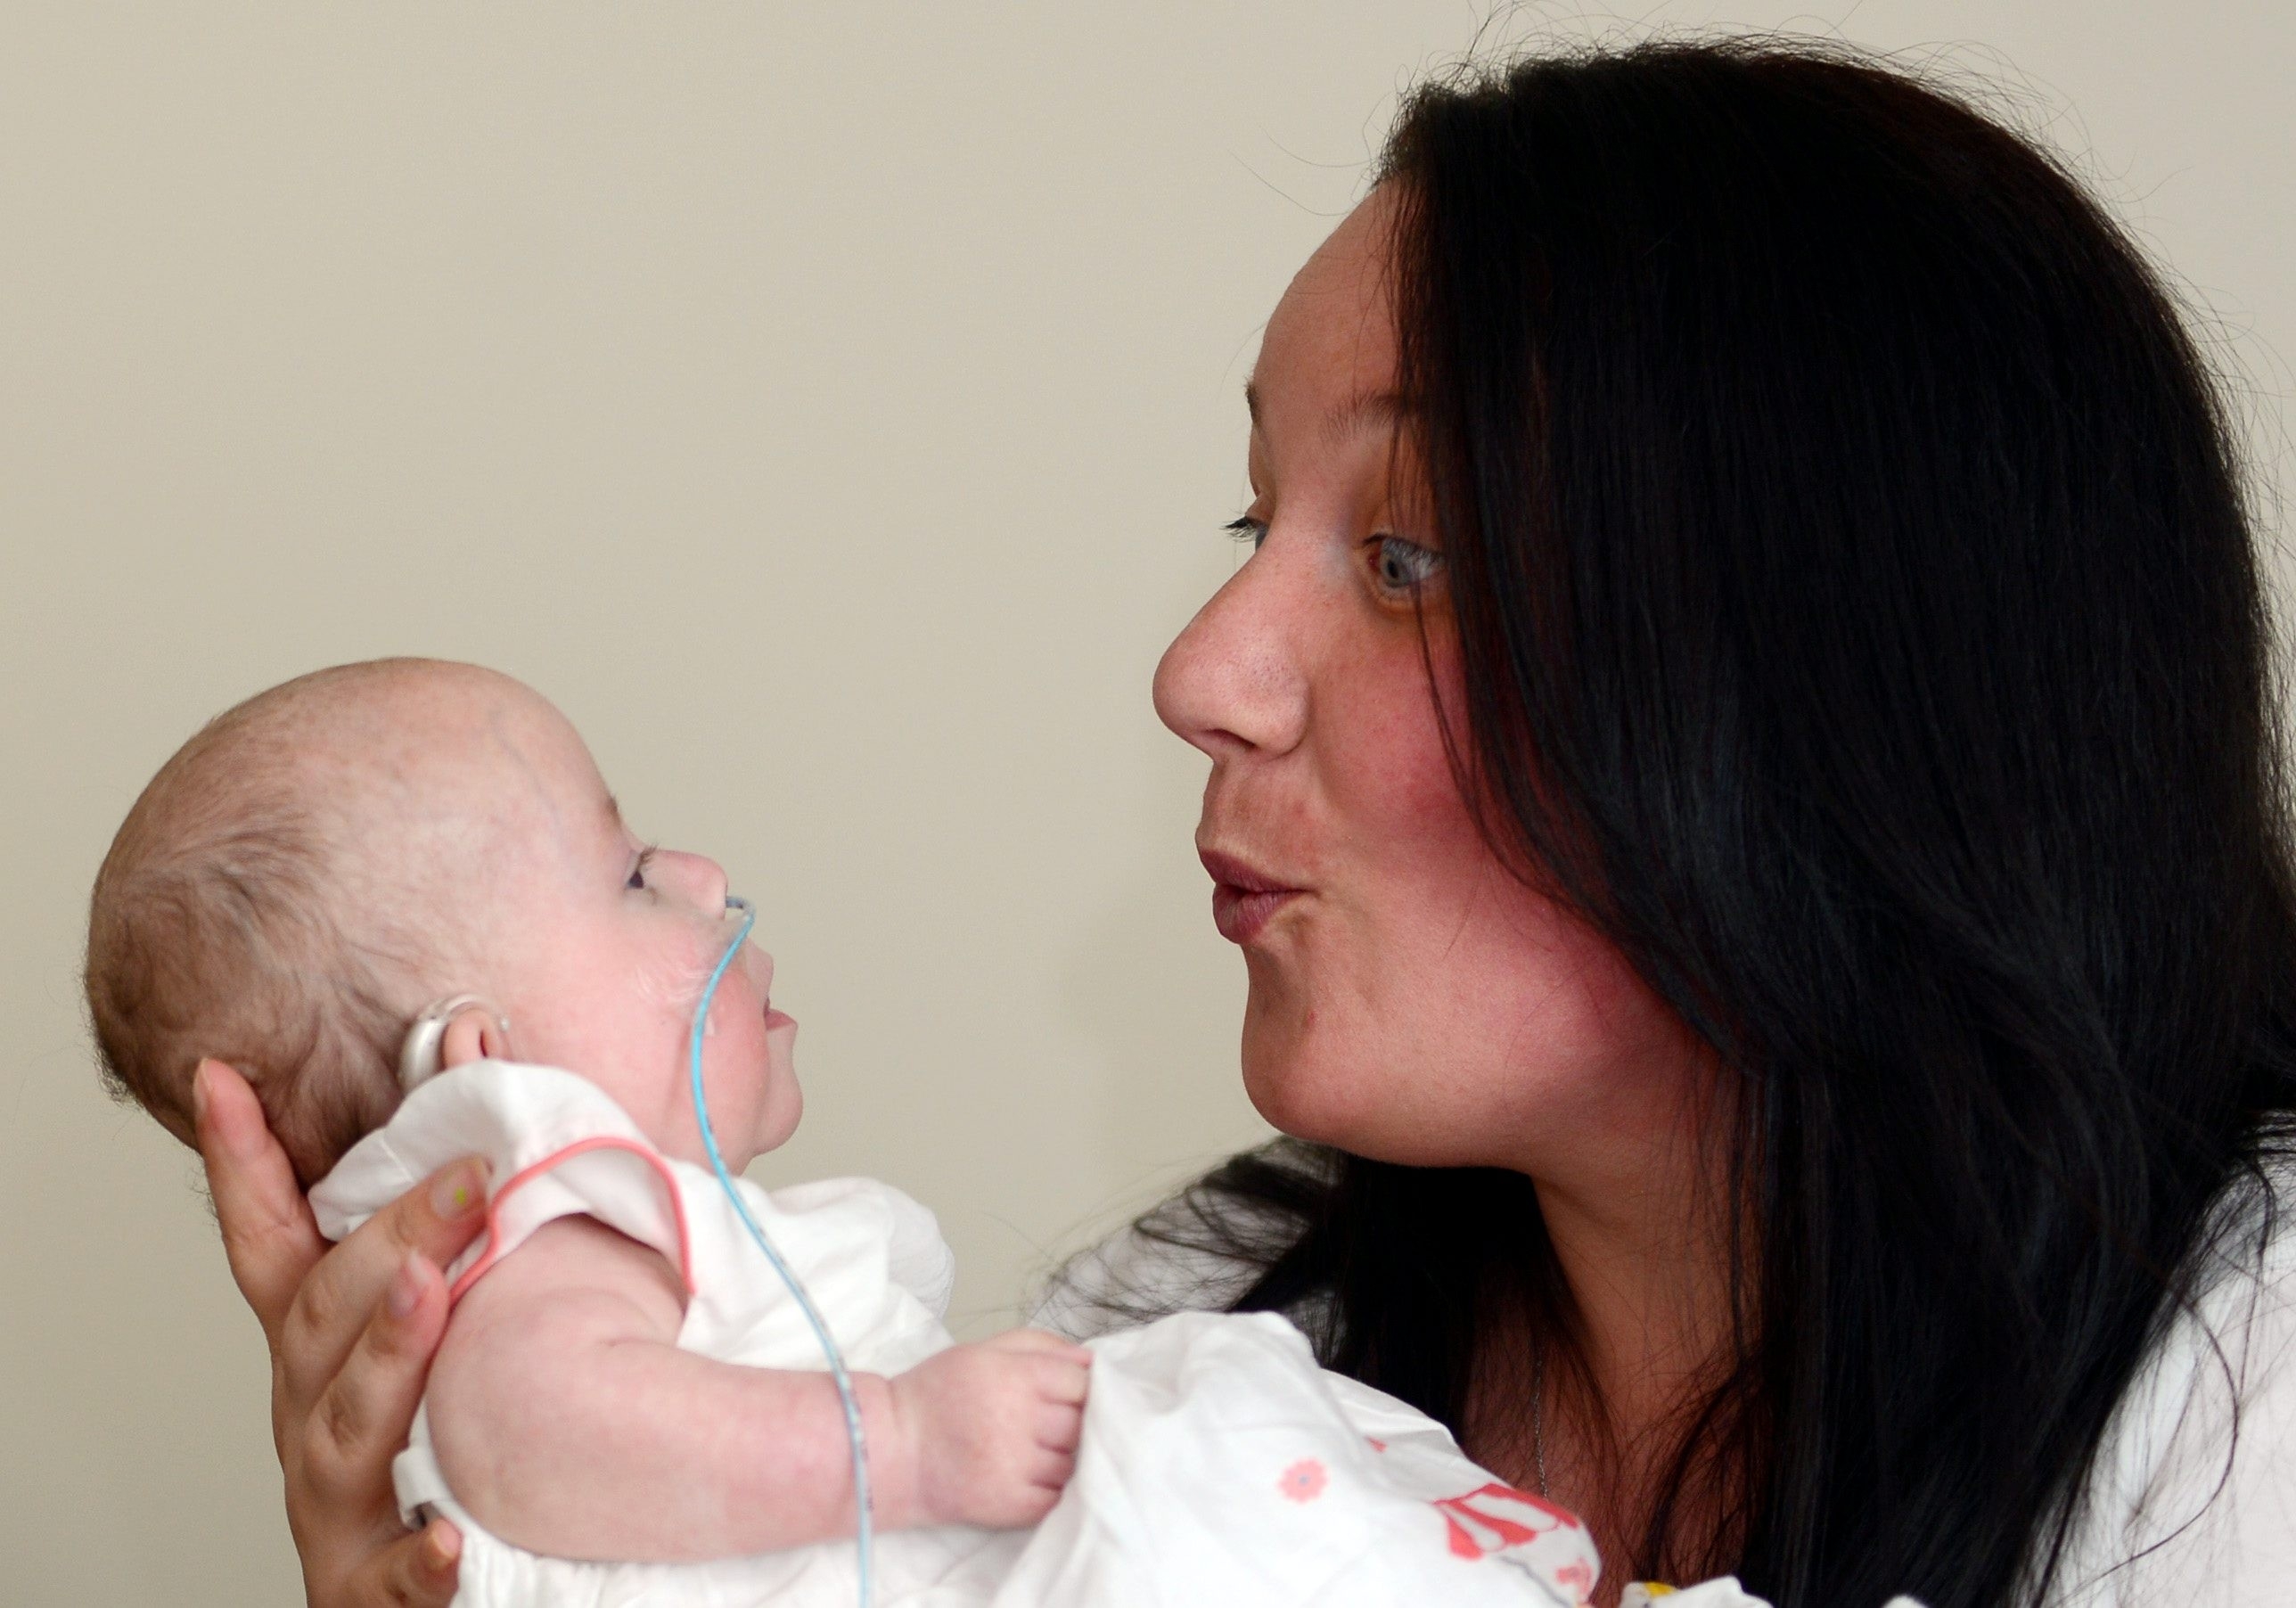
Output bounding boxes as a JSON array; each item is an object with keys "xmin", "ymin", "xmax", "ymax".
[
  {"xmin": 388, "ymin": 1255, "xmax": 424, "ymax": 1320},
  {"xmin": 193, "ymin": 1061, "xmax": 264, "ymax": 1161},
  {"xmin": 423, "ymin": 1518, "xmax": 463, "ymax": 1570},
  {"xmin": 430, "ymin": 1159, "xmax": 488, "ymax": 1218}
]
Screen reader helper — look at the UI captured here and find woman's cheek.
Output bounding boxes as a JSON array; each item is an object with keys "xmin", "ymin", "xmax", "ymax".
[
  {"xmin": 1239, "ymin": 628, "xmax": 1494, "ymax": 1151},
  {"xmin": 1343, "ymin": 630, "xmax": 1489, "ymax": 887},
  {"xmin": 1308, "ymin": 623, "xmax": 1664, "ymax": 1161}
]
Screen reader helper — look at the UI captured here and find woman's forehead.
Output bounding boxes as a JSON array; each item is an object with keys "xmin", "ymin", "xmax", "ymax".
[{"xmin": 1250, "ymin": 186, "xmax": 1402, "ymax": 443}]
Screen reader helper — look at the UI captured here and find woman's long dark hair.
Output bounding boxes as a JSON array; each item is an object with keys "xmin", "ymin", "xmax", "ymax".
[{"xmin": 1084, "ymin": 37, "xmax": 2296, "ymax": 1608}]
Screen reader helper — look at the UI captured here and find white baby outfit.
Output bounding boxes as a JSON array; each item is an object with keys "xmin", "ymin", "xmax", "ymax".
[{"xmin": 309, "ymin": 1061, "xmax": 1604, "ymax": 1608}]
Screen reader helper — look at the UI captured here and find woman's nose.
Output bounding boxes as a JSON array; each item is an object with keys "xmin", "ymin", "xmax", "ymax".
[
  {"xmin": 652, "ymin": 849, "xmax": 732, "ymax": 912},
  {"xmin": 1152, "ymin": 543, "xmax": 1310, "ymax": 760}
]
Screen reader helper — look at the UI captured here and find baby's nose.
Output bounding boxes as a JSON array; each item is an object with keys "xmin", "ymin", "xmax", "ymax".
[{"xmin": 652, "ymin": 848, "xmax": 732, "ymax": 910}]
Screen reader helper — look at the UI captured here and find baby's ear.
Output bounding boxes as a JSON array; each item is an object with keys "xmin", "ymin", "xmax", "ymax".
[{"xmin": 439, "ymin": 1005, "xmax": 512, "ymax": 1069}]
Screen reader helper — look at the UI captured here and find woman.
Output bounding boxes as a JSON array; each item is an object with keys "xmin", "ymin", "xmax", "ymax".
[{"xmin": 192, "ymin": 38, "xmax": 2296, "ymax": 1608}]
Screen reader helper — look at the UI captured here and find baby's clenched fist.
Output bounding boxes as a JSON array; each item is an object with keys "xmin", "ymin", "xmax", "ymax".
[{"xmin": 889, "ymin": 1329, "xmax": 1093, "ymax": 1530}]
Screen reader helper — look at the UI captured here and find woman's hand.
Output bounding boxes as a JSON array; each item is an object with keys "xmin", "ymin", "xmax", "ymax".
[{"xmin": 194, "ymin": 1058, "xmax": 488, "ymax": 1606}]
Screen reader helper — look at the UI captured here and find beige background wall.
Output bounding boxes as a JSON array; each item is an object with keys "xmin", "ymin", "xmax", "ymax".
[{"xmin": 2, "ymin": 4, "xmax": 2289, "ymax": 1603}]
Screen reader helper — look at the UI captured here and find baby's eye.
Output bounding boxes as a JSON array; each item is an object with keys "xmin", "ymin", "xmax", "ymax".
[
  {"xmin": 627, "ymin": 848, "xmax": 655, "ymax": 890},
  {"xmin": 1372, "ymin": 534, "xmax": 1445, "ymax": 594}
]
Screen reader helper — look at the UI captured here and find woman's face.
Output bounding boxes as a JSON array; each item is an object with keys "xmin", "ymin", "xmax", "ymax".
[{"xmin": 1154, "ymin": 185, "xmax": 1707, "ymax": 1176}]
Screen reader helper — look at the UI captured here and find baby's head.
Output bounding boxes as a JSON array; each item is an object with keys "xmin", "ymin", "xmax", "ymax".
[{"xmin": 86, "ymin": 658, "xmax": 798, "ymax": 1187}]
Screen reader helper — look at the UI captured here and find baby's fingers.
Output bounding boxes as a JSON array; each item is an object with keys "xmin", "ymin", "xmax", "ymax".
[
  {"xmin": 990, "ymin": 1327, "xmax": 1094, "ymax": 1362},
  {"xmin": 1028, "ymin": 1445, "xmax": 1078, "ymax": 1496},
  {"xmin": 1034, "ymin": 1399, "xmax": 1085, "ymax": 1455},
  {"xmin": 1029, "ymin": 1352, "xmax": 1093, "ymax": 1407}
]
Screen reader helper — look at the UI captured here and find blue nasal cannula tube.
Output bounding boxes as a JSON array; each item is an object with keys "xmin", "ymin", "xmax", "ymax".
[{"xmin": 690, "ymin": 895, "xmax": 873, "ymax": 1605}]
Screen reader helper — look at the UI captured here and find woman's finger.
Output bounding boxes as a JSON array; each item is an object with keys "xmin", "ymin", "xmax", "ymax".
[
  {"xmin": 194, "ymin": 1058, "xmax": 328, "ymax": 1345},
  {"xmin": 278, "ymin": 1155, "xmax": 488, "ymax": 1413},
  {"xmin": 340, "ymin": 1517, "xmax": 462, "ymax": 1608},
  {"xmin": 300, "ymin": 1253, "xmax": 451, "ymax": 1505}
]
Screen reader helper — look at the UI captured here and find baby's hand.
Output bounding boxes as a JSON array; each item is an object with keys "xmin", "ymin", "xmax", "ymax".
[{"xmin": 889, "ymin": 1328, "xmax": 1093, "ymax": 1530}]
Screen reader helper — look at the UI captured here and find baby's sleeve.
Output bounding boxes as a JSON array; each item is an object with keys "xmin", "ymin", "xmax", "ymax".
[
  {"xmin": 877, "ymin": 1184, "xmax": 958, "ymax": 1321},
  {"xmin": 309, "ymin": 1062, "xmax": 695, "ymax": 1301}
]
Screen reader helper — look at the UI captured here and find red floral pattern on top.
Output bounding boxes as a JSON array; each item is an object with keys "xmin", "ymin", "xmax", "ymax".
[
  {"xmin": 1434, "ymin": 1481, "xmax": 1579, "ymax": 1557},
  {"xmin": 1277, "ymin": 1458, "xmax": 1329, "ymax": 1503}
]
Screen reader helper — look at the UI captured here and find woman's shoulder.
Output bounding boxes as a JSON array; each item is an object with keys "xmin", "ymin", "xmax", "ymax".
[{"xmin": 2048, "ymin": 1145, "xmax": 2296, "ymax": 1604}]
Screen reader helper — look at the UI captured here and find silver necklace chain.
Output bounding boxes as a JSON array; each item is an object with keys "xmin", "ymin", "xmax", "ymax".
[{"xmin": 1531, "ymin": 1340, "xmax": 1550, "ymax": 1497}]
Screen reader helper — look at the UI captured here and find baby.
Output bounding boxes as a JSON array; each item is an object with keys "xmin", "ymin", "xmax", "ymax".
[{"xmin": 89, "ymin": 658, "xmax": 1608, "ymax": 1608}]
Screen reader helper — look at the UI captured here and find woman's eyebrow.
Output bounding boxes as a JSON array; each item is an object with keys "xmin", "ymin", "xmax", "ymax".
[
  {"xmin": 1322, "ymin": 390, "xmax": 1406, "ymax": 447},
  {"xmin": 1242, "ymin": 380, "xmax": 1408, "ymax": 447}
]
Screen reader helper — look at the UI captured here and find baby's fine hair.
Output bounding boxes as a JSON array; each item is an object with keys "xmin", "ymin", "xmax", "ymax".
[{"xmin": 86, "ymin": 661, "xmax": 439, "ymax": 1187}]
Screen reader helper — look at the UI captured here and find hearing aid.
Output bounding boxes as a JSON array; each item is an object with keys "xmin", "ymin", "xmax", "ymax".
[{"xmin": 398, "ymin": 994, "xmax": 515, "ymax": 1092}]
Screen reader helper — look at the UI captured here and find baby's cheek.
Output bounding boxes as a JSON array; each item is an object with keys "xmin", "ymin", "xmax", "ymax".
[
  {"xmin": 755, "ymin": 1060, "xmax": 804, "ymax": 1151},
  {"xmin": 707, "ymin": 1005, "xmax": 788, "ymax": 1154}
]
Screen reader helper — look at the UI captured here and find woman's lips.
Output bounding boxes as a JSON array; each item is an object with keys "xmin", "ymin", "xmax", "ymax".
[
  {"xmin": 1212, "ymin": 885, "xmax": 1302, "ymax": 943},
  {"xmin": 1201, "ymin": 849, "xmax": 1307, "ymax": 945}
]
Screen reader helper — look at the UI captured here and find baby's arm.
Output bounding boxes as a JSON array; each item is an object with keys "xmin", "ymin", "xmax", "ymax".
[{"xmin": 426, "ymin": 1216, "xmax": 1091, "ymax": 1562}]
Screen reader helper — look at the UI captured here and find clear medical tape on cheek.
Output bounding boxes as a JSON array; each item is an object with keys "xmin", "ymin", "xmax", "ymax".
[
  {"xmin": 690, "ymin": 896, "xmax": 875, "ymax": 1605},
  {"xmin": 633, "ymin": 947, "xmax": 722, "ymax": 1036}
]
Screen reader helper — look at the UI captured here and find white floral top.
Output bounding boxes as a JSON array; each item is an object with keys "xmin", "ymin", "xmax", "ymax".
[{"xmin": 1033, "ymin": 1160, "xmax": 2296, "ymax": 1606}]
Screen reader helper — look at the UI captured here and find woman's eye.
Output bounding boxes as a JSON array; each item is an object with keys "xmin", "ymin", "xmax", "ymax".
[
  {"xmin": 1373, "ymin": 534, "xmax": 1444, "ymax": 593},
  {"xmin": 1224, "ymin": 515, "xmax": 1267, "ymax": 550}
]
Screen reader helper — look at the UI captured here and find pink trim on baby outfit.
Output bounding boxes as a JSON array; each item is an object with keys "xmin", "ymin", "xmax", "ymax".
[{"xmin": 446, "ymin": 1136, "xmax": 698, "ymax": 1304}]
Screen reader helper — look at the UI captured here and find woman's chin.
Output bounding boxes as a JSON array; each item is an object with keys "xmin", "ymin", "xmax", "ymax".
[
  {"xmin": 1242, "ymin": 1020, "xmax": 1382, "ymax": 1153},
  {"xmin": 1241, "ymin": 1030, "xmax": 1499, "ymax": 1168}
]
